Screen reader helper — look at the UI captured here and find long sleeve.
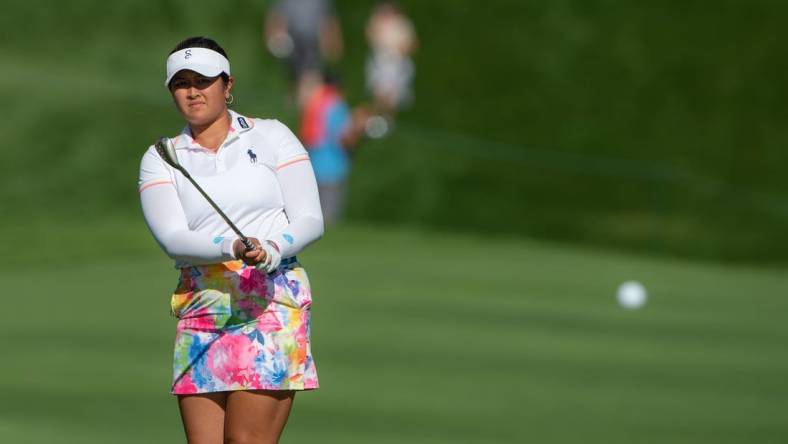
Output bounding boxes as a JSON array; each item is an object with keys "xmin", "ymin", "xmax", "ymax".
[
  {"xmin": 139, "ymin": 146, "xmax": 236, "ymax": 265},
  {"xmin": 140, "ymin": 183, "xmax": 237, "ymax": 265},
  {"xmin": 263, "ymin": 158, "xmax": 324, "ymax": 258}
]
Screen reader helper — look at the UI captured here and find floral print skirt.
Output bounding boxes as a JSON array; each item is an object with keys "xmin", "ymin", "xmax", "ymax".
[{"xmin": 169, "ymin": 257, "xmax": 318, "ymax": 394}]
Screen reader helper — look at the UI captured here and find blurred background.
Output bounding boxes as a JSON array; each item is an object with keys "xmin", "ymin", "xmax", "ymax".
[{"xmin": 1, "ymin": 0, "xmax": 786, "ymax": 443}]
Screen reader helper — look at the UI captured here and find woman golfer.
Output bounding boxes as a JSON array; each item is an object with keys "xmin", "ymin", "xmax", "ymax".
[{"xmin": 138, "ymin": 36, "xmax": 323, "ymax": 443}]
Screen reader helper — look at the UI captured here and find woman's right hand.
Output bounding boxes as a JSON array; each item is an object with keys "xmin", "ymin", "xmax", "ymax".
[{"xmin": 233, "ymin": 238, "xmax": 267, "ymax": 265}]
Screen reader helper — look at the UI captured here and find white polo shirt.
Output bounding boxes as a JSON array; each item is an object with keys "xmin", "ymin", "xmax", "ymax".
[{"xmin": 139, "ymin": 110, "xmax": 323, "ymax": 267}]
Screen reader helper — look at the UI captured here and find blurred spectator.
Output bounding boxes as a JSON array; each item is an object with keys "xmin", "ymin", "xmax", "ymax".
[
  {"xmin": 264, "ymin": 0, "xmax": 344, "ymax": 95},
  {"xmin": 299, "ymin": 71, "xmax": 365, "ymax": 224},
  {"xmin": 364, "ymin": 1, "xmax": 418, "ymax": 138}
]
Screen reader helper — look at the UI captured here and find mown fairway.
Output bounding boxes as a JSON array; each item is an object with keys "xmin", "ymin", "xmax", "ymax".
[{"xmin": 2, "ymin": 223, "xmax": 786, "ymax": 443}]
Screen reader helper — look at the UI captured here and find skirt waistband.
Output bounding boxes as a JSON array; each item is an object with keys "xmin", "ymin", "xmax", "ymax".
[
  {"xmin": 179, "ymin": 256, "xmax": 299, "ymax": 275},
  {"xmin": 281, "ymin": 256, "xmax": 298, "ymax": 266}
]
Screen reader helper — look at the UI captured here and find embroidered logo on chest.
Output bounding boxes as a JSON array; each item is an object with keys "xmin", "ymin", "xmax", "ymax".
[{"xmin": 247, "ymin": 149, "xmax": 258, "ymax": 164}]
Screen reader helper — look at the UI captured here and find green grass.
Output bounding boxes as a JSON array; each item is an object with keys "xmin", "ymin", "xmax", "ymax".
[
  {"xmin": 2, "ymin": 222, "xmax": 786, "ymax": 443},
  {"xmin": 1, "ymin": 0, "xmax": 788, "ymax": 261}
]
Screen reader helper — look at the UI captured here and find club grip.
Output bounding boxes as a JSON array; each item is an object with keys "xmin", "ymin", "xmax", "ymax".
[{"xmin": 242, "ymin": 238, "xmax": 256, "ymax": 251}]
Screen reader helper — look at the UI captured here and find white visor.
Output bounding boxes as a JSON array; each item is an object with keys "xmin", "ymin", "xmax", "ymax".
[{"xmin": 165, "ymin": 47, "xmax": 231, "ymax": 87}]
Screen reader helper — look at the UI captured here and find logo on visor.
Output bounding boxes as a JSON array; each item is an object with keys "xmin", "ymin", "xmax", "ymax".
[
  {"xmin": 247, "ymin": 149, "xmax": 258, "ymax": 164},
  {"xmin": 185, "ymin": 49, "xmax": 192, "ymax": 59}
]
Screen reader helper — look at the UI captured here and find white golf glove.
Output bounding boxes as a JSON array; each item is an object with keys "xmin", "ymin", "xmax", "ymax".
[{"xmin": 255, "ymin": 241, "xmax": 282, "ymax": 274}]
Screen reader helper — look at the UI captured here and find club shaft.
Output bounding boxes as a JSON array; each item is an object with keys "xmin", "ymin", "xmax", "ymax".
[{"xmin": 179, "ymin": 168, "xmax": 254, "ymax": 250}]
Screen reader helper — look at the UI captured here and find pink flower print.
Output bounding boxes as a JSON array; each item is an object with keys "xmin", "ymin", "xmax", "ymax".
[
  {"xmin": 173, "ymin": 373, "xmax": 198, "ymax": 394},
  {"xmin": 258, "ymin": 312, "xmax": 283, "ymax": 333},
  {"xmin": 239, "ymin": 268, "xmax": 271, "ymax": 297},
  {"xmin": 207, "ymin": 334, "xmax": 257, "ymax": 385},
  {"xmin": 293, "ymin": 313, "xmax": 308, "ymax": 340}
]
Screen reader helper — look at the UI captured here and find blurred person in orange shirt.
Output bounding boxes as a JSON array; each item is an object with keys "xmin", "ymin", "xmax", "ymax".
[{"xmin": 298, "ymin": 71, "xmax": 366, "ymax": 224}]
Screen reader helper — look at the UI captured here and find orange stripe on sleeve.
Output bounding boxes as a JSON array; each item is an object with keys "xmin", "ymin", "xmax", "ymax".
[
  {"xmin": 139, "ymin": 180, "xmax": 174, "ymax": 192},
  {"xmin": 276, "ymin": 155, "xmax": 310, "ymax": 171}
]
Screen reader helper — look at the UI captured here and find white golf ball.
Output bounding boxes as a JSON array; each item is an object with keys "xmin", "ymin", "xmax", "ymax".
[{"xmin": 617, "ymin": 281, "xmax": 647, "ymax": 309}]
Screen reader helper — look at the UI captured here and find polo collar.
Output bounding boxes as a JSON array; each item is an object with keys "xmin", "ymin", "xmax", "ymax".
[
  {"xmin": 172, "ymin": 110, "xmax": 254, "ymax": 150},
  {"xmin": 229, "ymin": 109, "xmax": 255, "ymax": 134}
]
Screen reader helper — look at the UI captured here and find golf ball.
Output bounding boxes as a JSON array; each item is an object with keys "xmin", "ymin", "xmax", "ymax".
[{"xmin": 617, "ymin": 281, "xmax": 647, "ymax": 309}]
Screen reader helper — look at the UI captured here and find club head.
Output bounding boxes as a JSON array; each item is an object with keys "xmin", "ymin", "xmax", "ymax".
[{"xmin": 154, "ymin": 137, "xmax": 180, "ymax": 169}]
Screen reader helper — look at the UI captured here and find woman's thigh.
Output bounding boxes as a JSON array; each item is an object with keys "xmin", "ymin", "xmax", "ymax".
[
  {"xmin": 178, "ymin": 392, "xmax": 228, "ymax": 444},
  {"xmin": 224, "ymin": 390, "xmax": 296, "ymax": 444}
]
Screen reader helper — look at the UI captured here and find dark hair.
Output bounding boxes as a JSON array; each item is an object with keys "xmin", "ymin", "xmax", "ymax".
[
  {"xmin": 170, "ymin": 36, "xmax": 229, "ymax": 59},
  {"xmin": 169, "ymin": 36, "xmax": 230, "ymax": 82}
]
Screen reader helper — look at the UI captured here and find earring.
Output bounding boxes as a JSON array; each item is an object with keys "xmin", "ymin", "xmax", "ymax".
[{"xmin": 225, "ymin": 93, "xmax": 234, "ymax": 105}]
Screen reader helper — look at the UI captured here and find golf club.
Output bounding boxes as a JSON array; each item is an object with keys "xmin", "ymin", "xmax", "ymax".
[{"xmin": 154, "ymin": 137, "xmax": 256, "ymax": 253}]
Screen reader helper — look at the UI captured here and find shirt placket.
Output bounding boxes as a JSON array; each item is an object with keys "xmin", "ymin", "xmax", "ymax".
[
  {"xmin": 215, "ymin": 130, "xmax": 239, "ymax": 173},
  {"xmin": 215, "ymin": 148, "xmax": 226, "ymax": 173}
]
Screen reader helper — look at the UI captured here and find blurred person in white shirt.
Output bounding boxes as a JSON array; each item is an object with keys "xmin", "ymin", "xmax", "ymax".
[{"xmin": 364, "ymin": 0, "xmax": 418, "ymax": 137}]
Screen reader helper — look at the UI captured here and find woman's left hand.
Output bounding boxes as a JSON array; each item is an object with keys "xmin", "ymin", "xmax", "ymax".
[{"xmin": 256, "ymin": 241, "xmax": 282, "ymax": 273}]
